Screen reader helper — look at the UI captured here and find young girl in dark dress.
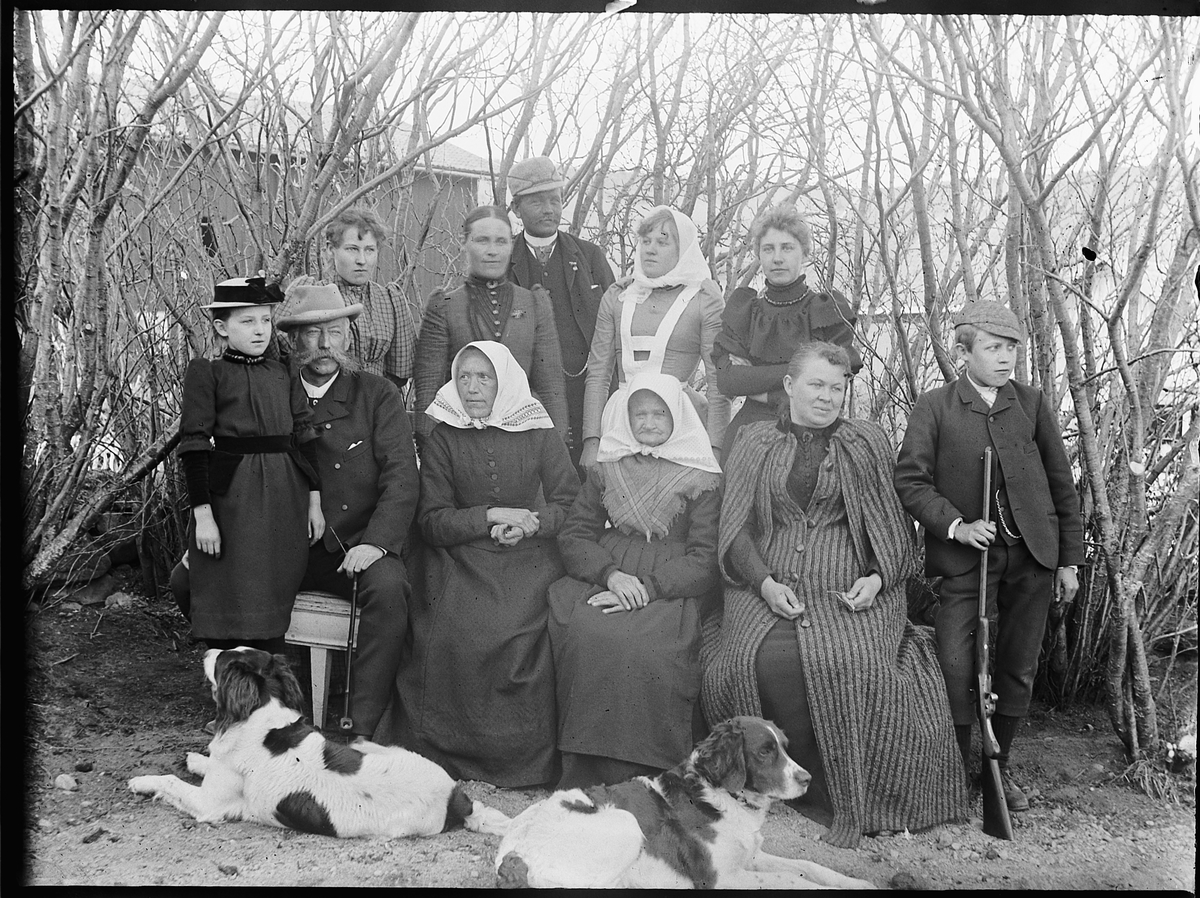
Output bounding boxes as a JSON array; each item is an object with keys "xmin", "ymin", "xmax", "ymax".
[{"xmin": 177, "ymin": 276, "xmax": 324, "ymax": 654}]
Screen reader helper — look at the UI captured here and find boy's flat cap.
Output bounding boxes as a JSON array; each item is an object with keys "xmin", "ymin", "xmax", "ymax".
[{"xmin": 953, "ymin": 300, "xmax": 1024, "ymax": 341}]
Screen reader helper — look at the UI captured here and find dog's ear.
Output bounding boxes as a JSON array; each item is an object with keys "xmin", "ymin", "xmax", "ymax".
[
  {"xmin": 213, "ymin": 657, "xmax": 264, "ymax": 731},
  {"xmin": 693, "ymin": 719, "xmax": 747, "ymax": 793},
  {"xmin": 267, "ymin": 652, "xmax": 306, "ymax": 714}
]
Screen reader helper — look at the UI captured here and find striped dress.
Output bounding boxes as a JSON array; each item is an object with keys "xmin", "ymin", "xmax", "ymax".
[{"xmin": 701, "ymin": 418, "xmax": 966, "ymax": 848}]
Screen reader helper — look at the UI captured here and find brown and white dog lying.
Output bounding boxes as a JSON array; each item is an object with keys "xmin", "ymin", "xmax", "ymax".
[
  {"xmin": 495, "ymin": 716, "xmax": 875, "ymax": 889},
  {"xmin": 128, "ymin": 646, "xmax": 509, "ymax": 839}
]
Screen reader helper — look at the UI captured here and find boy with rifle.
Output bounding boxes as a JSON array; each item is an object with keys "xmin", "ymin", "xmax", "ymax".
[{"xmin": 894, "ymin": 300, "xmax": 1084, "ymax": 814}]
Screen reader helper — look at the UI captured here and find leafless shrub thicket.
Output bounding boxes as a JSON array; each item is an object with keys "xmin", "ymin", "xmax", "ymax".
[{"xmin": 15, "ymin": 11, "xmax": 1197, "ymax": 758}]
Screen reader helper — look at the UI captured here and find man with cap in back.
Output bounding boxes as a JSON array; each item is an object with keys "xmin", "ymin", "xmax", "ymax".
[
  {"xmin": 894, "ymin": 300, "xmax": 1084, "ymax": 812},
  {"xmin": 172, "ymin": 282, "xmax": 419, "ymax": 742},
  {"xmin": 507, "ymin": 156, "xmax": 616, "ymax": 470}
]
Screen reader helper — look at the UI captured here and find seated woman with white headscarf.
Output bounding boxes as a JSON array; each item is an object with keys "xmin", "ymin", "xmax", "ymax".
[
  {"xmin": 548, "ymin": 371, "xmax": 722, "ymax": 789},
  {"xmin": 579, "ymin": 206, "xmax": 730, "ymax": 470},
  {"xmin": 390, "ymin": 340, "xmax": 580, "ymax": 788}
]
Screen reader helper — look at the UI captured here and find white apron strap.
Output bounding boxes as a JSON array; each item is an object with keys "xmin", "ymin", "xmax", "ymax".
[{"xmin": 618, "ymin": 285, "xmax": 700, "ymax": 382}]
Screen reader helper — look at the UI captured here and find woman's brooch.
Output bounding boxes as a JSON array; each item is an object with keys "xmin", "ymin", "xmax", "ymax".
[{"xmin": 511, "ymin": 309, "xmax": 526, "ymax": 319}]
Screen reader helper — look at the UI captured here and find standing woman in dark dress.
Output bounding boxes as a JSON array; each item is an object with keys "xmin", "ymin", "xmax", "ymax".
[
  {"xmin": 412, "ymin": 205, "xmax": 568, "ymax": 450},
  {"xmin": 548, "ymin": 372, "xmax": 722, "ymax": 789},
  {"xmin": 396, "ymin": 341, "xmax": 580, "ymax": 787},
  {"xmin": 712, "ymin": 205, "xmax": 861, "ymax": 463},
  {"xmin": 177, "ymin": 276, "xmax": 324, "ymax": 653}
]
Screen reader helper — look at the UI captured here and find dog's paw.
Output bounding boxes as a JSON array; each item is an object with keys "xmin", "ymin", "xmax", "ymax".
[
  {"xmin": 185, "ymin": 752, "xmax": 209, "ymax": 776},
  {"xmin": 128, "ymin": 775, "xmax": 161, "ymax": 796},
  {"xmin": 465, "ymin": 802, "xmax": 512, "ymax": 836}
]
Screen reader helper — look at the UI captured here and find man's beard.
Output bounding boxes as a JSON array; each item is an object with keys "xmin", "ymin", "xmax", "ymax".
[{"xmin": 290, "ymin": 343, "xmax": 359, "ymax": 377}]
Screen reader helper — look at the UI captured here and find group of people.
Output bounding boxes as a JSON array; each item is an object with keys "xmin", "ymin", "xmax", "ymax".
[{"xmin": 169, "ymin": 155, "xmax": 1084, "ymax": 849}]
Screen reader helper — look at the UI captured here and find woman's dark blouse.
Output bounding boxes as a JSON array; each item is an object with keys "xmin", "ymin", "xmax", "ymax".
[{"xmin": 712, "ymin": 275, "xmax": 861, "ymax": 409}]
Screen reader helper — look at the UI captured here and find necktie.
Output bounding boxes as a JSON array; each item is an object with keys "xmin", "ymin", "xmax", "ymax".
[{"xmin": 535, "ymin": 244, "xmax": 553, "ymax": 266}]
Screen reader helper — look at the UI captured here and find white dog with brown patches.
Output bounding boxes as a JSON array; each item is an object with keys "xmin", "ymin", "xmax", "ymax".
[
  {"xmin": 495, "ymin": 716, "xmax": 875, "ymax": 889},
  {"xmin": 128, "ymin": 647, "xmax": 510, "ymax": 839}
]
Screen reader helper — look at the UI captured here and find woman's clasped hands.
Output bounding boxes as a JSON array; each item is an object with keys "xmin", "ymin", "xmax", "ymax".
[{"xmin": 487, "ymin": 506, "xmax": 540, "ymax": 546}]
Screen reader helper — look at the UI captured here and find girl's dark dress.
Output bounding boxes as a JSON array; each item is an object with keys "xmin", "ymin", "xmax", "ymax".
[
  {"xmin": 178, "ymin": 354, "xmax": 315, "ymax": 640},
  {"xmin": 395, "ymin": 423, "xmax": 579, "ymax": 787}
]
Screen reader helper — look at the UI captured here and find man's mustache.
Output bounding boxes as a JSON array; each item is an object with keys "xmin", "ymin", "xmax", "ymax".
[{"xmin": 290, "ymin": 344, "xmax": 358, "ymax": 374}]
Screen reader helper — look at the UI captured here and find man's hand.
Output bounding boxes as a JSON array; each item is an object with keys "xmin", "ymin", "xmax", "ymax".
[
  {"xmin": 1055, "ymin": 566, "xmax": 1079, "ymax": 605},
  {"xmin": 338, "ymin": 544, "xmax": 384, "ymax": 577},
  {"xmin": 954, "ymin": 519, "xmax": 996, "ymax": 550},
  {"xmin": 760, "ymin": 576, "xmax": 803, "ymax": 620}
]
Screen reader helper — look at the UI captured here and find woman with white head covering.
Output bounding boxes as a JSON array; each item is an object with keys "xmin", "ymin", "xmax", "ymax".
[
  {"xmin": 579, "ymin": 206, "xmax": 731, "ymax": 470},
  {"xmin": 548, "ymin": 371, "xmax": 722, "ymax": 788},
  {"xmin": 391, "ymin": 341, "xmax": 580, "ymax": 787}
]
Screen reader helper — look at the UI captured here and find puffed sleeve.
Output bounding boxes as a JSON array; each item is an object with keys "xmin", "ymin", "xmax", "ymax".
[
  {"xmin": 417, "ymin": 425, "xmax": 491, "ymax": 547},
  {"xmin": 809, "ymin": 287, "xmax": 862, "ymax": 373},
  {"xmin": 582, "ymin": 282, "xmax": 624, "ymax": 442},
  {"xmin": 697, "ymin": 281, "xmax": 731, "ymax": 450},
  {"xmin": 531, "ymin": 429, "xmax": 581, "ymax": 537},
  {"xmin": 179, "ymin": 359, "xmax": 217, "ymax": 455},
  {"xmin": 712, "ymin": 287, "xmax": 791, "ymax": 398},
  {"xmin": 413, "ymin": 289, "xmax": 451, "ymax": 445},
  {"xmin": 528, "ymin": 286, "xmax": 569, "ymax": 437}
]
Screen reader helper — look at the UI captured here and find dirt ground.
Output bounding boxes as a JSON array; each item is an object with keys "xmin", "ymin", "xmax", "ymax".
[{"xmin": 22, "ymin": 565, "xmax": 1197, "ymax": 889}]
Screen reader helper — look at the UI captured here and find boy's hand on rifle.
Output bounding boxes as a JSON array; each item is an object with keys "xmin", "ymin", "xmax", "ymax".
[
  {"xmin": 1054, "ymin": 566, "xmax": 1079, "ymax": 604},
  {"xmin": 955, "ymin": 519, "xmax": 996, "ymax": 550}
]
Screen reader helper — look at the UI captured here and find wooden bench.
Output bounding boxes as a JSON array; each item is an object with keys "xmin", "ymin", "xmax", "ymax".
[{"xmin": 284, "ymin": 591, "xmax": 361, "ymax": 731}]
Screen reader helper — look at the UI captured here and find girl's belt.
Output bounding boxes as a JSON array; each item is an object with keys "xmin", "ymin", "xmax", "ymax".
[{"xmin": 213, "ymin": 435, "xmax": 295, "ymax": 454}]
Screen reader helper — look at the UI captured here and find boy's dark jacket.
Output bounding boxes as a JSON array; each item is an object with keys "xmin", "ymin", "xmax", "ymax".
[{"xmin": 894, "ymin": 376, "xmax": 1085, "ymax": 578}]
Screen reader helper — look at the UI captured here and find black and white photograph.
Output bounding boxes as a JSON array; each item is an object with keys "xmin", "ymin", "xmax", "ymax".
[{"xmin": 15, "ymin": 5, "xmax": 1197, "ymax": 889}]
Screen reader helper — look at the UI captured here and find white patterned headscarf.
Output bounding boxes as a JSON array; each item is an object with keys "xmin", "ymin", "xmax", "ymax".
[
  {"xmin": 619, "ymin": 206, "xmax": 713, "ymax": 305},
  {"xmin": 425, "ymin": 340, "xmax": 554, "ymax": 432},
  {"xmin": 596, "ymin": 372, "xmax": 721, "ymax": 474}
]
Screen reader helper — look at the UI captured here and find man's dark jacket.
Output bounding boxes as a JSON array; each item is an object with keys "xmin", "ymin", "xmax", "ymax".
[
  {"xmin": 894, "ymin": 376, "xmax": 1084, "ymax": 578},
  {"xmin": 309, "ymin": 370, "xmax": 418, "ymax": 557},
  {"xmin": 508, "ymin": 230, "xmax": 614, "ymax": 356}
]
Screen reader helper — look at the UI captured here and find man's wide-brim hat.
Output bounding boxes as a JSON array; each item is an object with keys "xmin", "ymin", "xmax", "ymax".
[
  {"xmin": 508, "ymin": 156, "xmax": 565, "ymax": 198},
  {"xmin": 274, "ymin": 283, "xmax": 363, "ymax": 331},
  {"xmin": 201, "ymin": 276, "xmax": 285, "ymax": 310},
  {"xmin": 952, "ymin": 300, "xmax": 1025, "ymax": 342}
]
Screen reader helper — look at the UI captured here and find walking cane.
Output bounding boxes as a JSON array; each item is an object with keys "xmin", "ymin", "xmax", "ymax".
[
  {"xmin": 339, "ymin": 572, "xmax": 359, "ymax": 732},
  {"xmin": 976, "ymin": 447, "xmax": 1015, "ymax": 839}
]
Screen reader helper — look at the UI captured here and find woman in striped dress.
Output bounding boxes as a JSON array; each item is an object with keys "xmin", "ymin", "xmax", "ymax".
[{"xmin": 702, "ymin": 341, "xmax": 966, "ymax": 849}]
